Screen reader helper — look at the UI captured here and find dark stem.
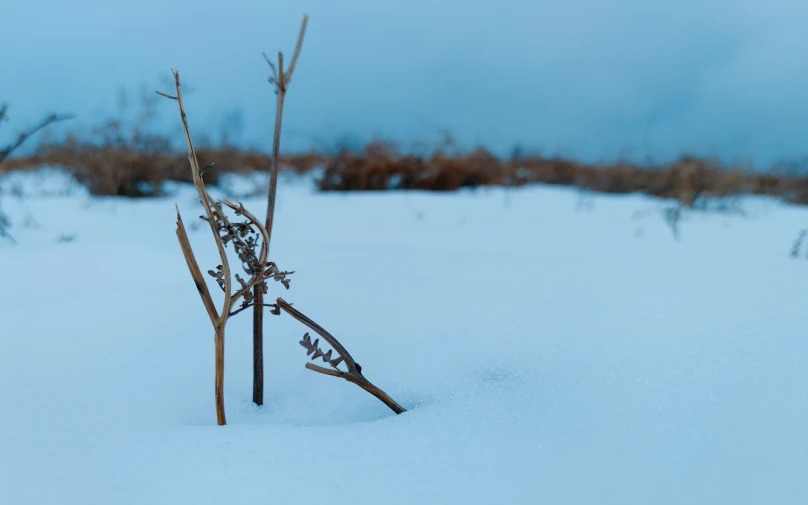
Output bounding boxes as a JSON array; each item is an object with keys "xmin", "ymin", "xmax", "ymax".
[
  {"xmin": 215, "ymin": 327, "xmax": 227, "ymax": 426},
  {"xmin": 252, "ymin": 286, "xmax": 264, "ymax": 406},
  {"xmin": 252, "ymin": 52, "xmax": 287, "ymax": 406},
  {"xmin": 351, "ymin": 376, "xmax": 407, "ymax": 415},
  {"xmin": 252, "ymin": 15, "xmax": 307, "ymax": 407},
  {"xmin": 230, "ymin": 302, "xmax": 277, "ymax": 318}
]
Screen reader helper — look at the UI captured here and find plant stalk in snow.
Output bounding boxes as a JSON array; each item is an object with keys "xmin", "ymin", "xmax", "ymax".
[
  {"xmin": 252, "ymin": 14, "xmax": 309, "ymax": 406},
  {"xmin": 162, "ymin": 70, "xmax": 287, "ymax": 425}
]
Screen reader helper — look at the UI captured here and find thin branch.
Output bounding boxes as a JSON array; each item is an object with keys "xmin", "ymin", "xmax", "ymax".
[
  {"xmin": 263, "ymin": 13, "xmax": 309, "ymax": 248},
  {"xmin": 166, "ymin": 69, "xmax": 233, "ymax": 319},
  {"xmin": 265, "ymin": 55, "xmax": 285, "ymax": 252},
  {"xmin": 229, "ymin": 303, "xmax": 278, "ymax": 318},
  {"xmin": 0, "ymin": 107, "xmax": 74, "ymax": 166},
  {"xmin": 262, "ymin": 52, "xmax": 279, "ymax": 84},
  {"xmin": 284, "ymin": 15, "xmax": 310, "ymax": 87},
  {"xmin": 252, "ymin": 12, "xmax": 309, "ymax": 408},
  {"xmin": 175, "ymin": 205, "xmax": 218, "ymax": 325},
  {"xmin": 0, "ymin": 104, "xmax": 71, "ymax": 244},
  {"xmin": 276, "ymin": 298, "xmax": 407, "ymax": 415},
  {"xmin": 276, "ymin": 298, "xmax": 357, "ymax": 372},
  {"xmin": 305, "ymin": 363, "xmax": 344, "ymax": 378},
  {"xmin": 155, "ymin": 90, "xmax": 178, "ymax": 100}
]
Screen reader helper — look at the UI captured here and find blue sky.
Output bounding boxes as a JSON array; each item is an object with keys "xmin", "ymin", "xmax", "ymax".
[{"xmin": 2, "ymin": 0, "xmax": 808, "ymax": 165}]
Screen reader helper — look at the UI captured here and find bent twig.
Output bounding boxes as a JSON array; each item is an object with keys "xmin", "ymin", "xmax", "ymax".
[{"xmin": 276, "ymin": 298, "xmax": 406, "ymax": 415}]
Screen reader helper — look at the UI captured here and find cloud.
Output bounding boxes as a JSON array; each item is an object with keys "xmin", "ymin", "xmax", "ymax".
[{"xmin": 2, "ymin": 0, "xmax": 807, "ymax": 165}]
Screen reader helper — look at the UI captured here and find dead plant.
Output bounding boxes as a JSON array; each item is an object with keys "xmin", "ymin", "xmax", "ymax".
[
  {"xmin": 252, "ymin": 14, "xmax": 309, "ymax": 406},
  {"xmin": 161, "ymin": 70, "xmax": 292, "ymax": 425},
  {"xmin": 277, "ymin": 298, "xmax": 406, "ymax": 414},
  {"xmin": 164, "ymin": 61, "xmax": 405, "ymax": 423}
]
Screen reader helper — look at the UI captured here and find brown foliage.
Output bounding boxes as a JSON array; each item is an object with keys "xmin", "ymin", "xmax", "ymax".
[
  {"xmin": 319, "ymin": 144, "xmax": 808, "ymax": 207},
  {"xmin": 5, "ymin": 129, "xmax": 808, "ymax": 207}
]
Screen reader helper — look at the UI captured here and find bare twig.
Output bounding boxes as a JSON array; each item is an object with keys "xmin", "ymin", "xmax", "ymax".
[
  {"xmin": 276, "ymin": 298, "xmax": 407, "ymax": 415},
  {"xmin": 175, "ymin": 205, "xmax": 218, "ymax": 325},
  {"xmin": 154, "ymin": 91, "xmax": 178, "ymax": 101},
  {"xmin": 0, "ymin": 107, "xmax": 74, "ymax": 166},
  {"xmin": 262, "ymin": 53, "xmax": 279, "ymax": 84},
  {"xmin": 284, "ymin": 15, "xmax": 309, "ymax": 88},
  {"xmin": 229, "ymin": 303, "xmax": 278, "ymax": 318},
  {"xmin": 252, "ymin": 13, "xmax": 309, "ymax": 406}
]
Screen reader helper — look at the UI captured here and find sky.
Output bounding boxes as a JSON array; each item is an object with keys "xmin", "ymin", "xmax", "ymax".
[{"xmin": 2, "ymin": 0, "xmax": 808, "ymax": 166}]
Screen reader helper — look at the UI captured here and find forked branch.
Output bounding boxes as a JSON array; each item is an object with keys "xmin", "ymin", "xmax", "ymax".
[
  {"xmin": 276, "ymin": 298, "xmax": 406, "ymax": 415},
  {"xmin": 262, "ymin": 13, "xmax": 309, "ymax": 249},
  {"xmin": 252, "ymin": 13, "xmax": 309, "ymax": 407},
  {"xmin": 162, "ymin": 69, "xmax": 293, "ymax": 425},
  {"xmin": 164, "ymin": 70, "xmax": 230, "ymax": 426},
  {"xmin": 0, "ymin": 104, "xmax": 74, "ymax": 166}
]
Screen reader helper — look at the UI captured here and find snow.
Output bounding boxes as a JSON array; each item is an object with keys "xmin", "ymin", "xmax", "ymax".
[{"xmin": 1, "ymin": 169, "xmax": 807, "ymax": 504}]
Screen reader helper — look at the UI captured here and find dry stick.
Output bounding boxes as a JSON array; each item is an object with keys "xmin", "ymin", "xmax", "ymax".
[
  {"xmin": 167, "ymin": 70, "xmax": 232, "ymax": 426},
  {"xmin": 252, "ymin": 14, "xmax": 309, "ymax": 406},
  {"xmin": 275, "ymin": 298, "xmax": 407, "ymax": 415},
  {"xmin": 175, "ymin": 207, "xmax": 218, "ymax": 325}
]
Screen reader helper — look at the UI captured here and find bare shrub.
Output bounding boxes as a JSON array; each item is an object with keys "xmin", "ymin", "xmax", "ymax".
[
  {"xmin": 0, "ymin": 103, "xmax": 73, "ymax": 242},
  {"xmin": 7, "ymin": 99, "xmax": 808, "ymax": 211}
]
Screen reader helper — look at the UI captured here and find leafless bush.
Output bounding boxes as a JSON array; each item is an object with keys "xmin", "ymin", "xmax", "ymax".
[
  {"xmin": 0, "ymin": 103, "xmax": 73, "ymax": 243},
  {"xmin": 7, "ymin": 84, "xmax": 808, "ymax": 214}
]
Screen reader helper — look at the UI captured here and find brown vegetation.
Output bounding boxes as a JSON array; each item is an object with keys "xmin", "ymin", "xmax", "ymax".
[
  {"xmin": 3, "ymin": 114, "xmax": 808, "ymax": 208},
  {"xmin": 10, "ymin": 141, "xmax": 322, "ymax": 197},
  {"xmin": 318, "ymin": 142, "xmax": 803, "ymax": 206}
]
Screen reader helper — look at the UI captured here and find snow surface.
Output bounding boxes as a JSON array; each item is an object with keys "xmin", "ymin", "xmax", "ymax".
[{"xmin": 1, "ymin": 169, "xmax": 807, "ymax": 504}]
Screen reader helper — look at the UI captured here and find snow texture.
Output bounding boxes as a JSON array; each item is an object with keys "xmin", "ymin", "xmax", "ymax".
[{"xmin": 1, "ymin": 169, "xmax": 807, "ymax": 504}]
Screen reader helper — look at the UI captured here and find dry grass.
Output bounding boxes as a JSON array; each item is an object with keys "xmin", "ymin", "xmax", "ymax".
[
  {"xmin": 318, "ymin": 142, "xmax": 805, "ymax": 206},
  {"xmin": 4, "ymin": 141, "xmax": 324, "ymax": 197},
  {"xmin": 4, "ymin": 130, "xmax": 808, "ymax": 207}
]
